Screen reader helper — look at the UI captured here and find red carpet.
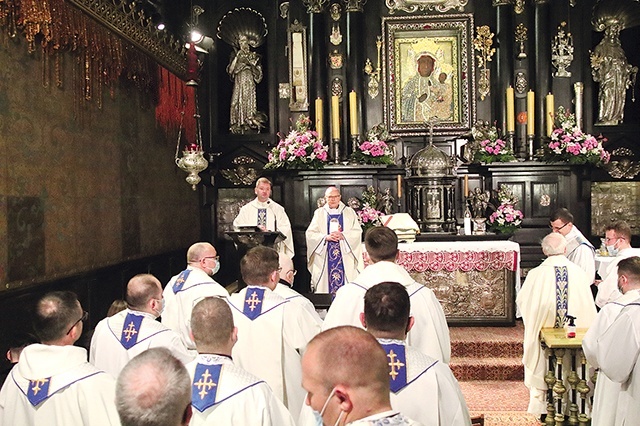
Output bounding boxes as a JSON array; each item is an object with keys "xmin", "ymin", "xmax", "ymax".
[{"xmin": 452, "ymin": 321, "xmax": 540, "ymax": 425}]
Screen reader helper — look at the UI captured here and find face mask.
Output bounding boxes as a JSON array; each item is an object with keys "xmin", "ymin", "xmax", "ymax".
[
  {"xmin": 606, "ymin": 241, "xmax": 619, "ymax": 256},
  {"xmin": 310, "ymin": 388, "xmax": 344, "ymax": 426},
  {"xmin": 210, "ymin": 260, "xmax": 221, "ymax": 276},
  {"xmin": 154, "ymin": 298, "xmax": 165, "ymax": 317}
]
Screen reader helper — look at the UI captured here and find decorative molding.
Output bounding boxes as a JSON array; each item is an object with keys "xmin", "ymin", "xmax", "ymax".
[
  {"xmin": 301, "ymin": 0, "xmax": 329, "ymax": 13},
  {"xmin": 67, "ymin": 0, "xmax": 188, "ymax": 79},
  {"xmin": 343, "ymin": 0, "xmax": 368, "ymax": 13},
  {"xmin": 387, "ymin": 0, "xmax": 467, "ymax": 13}
]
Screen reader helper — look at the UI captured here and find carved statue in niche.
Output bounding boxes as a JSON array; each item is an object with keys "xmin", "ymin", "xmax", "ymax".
[
  {"xmin": 590, "ymin": 0, "xmax": 639, "ymax": 126},
  {"xmin": 217, "ymin": 8, "xmax": 268, "ymax": 134}
]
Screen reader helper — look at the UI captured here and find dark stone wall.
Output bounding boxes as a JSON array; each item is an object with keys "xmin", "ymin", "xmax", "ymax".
[{"xmin": 0, "ymin": 38, "xmax": 201, "ymax": 293}]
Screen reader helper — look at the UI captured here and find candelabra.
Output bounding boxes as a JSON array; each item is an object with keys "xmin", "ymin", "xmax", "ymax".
[{"xmin": 551, "ymin": 22, "xmax": 574, "ymax": 78}]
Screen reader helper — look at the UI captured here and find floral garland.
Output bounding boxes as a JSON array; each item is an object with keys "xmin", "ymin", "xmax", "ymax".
[
  {"xmin": 264, "ymin": 115, "xmax": 328, "ymax": 170},
  {"xmin": 541, "ymin": 106, "xmax": 610, "ymax": 166},
  {"xmin": 472, "ymin": 123, "xmax": 516, "ymax": 163},
  {"xmin": 347, "ymin": 186, "xmax": 389, "ymax": 232}
]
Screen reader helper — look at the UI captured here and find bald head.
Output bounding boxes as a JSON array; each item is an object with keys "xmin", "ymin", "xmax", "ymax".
[
  {"xmin": 116, "ymin": 348, "xmax": 191, "ymax": 426},
  {"xmin": 278, "ymin": 252, "xmax": 295, "ymax": 285},
  {"xmin": 187, "ymin": 242, "xmax": 216, "ymax": 263},
  {"xmin": 541, "ymin": 233, "xmax": 567, "ymax": 256},
  {"xmin": 126, "ymin": 274, "xmax": 162, "ymax": 311},
  {"xmin": 191, "ymin": 297, "xmax": 235, "ymax": 353}
]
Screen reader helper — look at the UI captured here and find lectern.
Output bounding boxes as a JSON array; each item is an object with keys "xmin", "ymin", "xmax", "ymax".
[{"xmin": 225, "ymin": 229, "xmax": 286, "ymax": 290}]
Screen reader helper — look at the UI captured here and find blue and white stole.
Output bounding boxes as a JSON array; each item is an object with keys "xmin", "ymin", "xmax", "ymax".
[
  {"xmin": 172, "ymin": 269, "xmax": 191, "ymax": 293},
  {"xmin": 326, "ymin": 211, "xmax": 345, "ymax": 298},
  {"xmin": 554, "ymin": 266, "xmax": 569, "ymax": 327},
  {"xmin": 243, "ymin": 287, "xmax": 265, "ymax": 320},
  {"xmin": 257, "ymin": 207, "xmax": 267, "ymax": 228},
  {"xmin": 192, "ymin": 362, "xmax": 223, "ymax": 412},
  {"xmin": 120, "ymin": 312, "xmax": 144, "ymax": 349},
  {"xmin": 379, "ymin": 342, "xmax": 408, "ymax": 393}
]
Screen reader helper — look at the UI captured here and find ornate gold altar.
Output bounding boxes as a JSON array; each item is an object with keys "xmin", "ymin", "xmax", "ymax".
[
  {"xmin": 539, "ymin": 328, "xmax": 591, "ymax": 426},
  {"xmin": 396, "ymin": 240, "xmax": 519, "ymax": 325}
]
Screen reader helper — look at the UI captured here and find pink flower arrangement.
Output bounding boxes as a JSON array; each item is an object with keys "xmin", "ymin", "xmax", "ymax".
[
  {"xmin": 489, "ymin": 203, "xmax": 524, "ymax": 234},
  {"xmin": 542, "ymin": 106, "xmax": 610, "ymax": 166},
  {"xmin": 472, "ymin": 124, "xmax": 515, "ymax": 163},
  {"xmin": 356, "ymin": 204, "xmax": 384, "ymax": 231},
  {"xmin": 265, "ymin": 115, "xmax": 328, "ymax": 170},
  {"xmin": 352, "ymin": 137, "xmax": 394, "ymax": 165}
]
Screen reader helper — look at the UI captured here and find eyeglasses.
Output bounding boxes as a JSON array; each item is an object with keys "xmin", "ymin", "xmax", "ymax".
[
  {"xmin": 66, "ymin": 311, "xmax": 88, "ymax": 335},
  {"xmin": 549, "ymin": 222, "xmax": 569, "ymax": 232},
  {"xmin": 605, "ymin": 236, "xmax": 622, "ymax": 243},
  {"xmin": 201, "ymin": 256, "xmax": 219, "ymax": 262},
  {"xmin": 287, "ymin": 269, "xmax": 297, "ymax": 276}
]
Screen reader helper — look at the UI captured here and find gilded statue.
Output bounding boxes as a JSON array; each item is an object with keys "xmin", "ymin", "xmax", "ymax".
[
  {"xmin": 217, "ymin": 8, "xmax": 268, "ymax": 134},
  {"xmin": 591, "ymin": 21, "xmax": 638, "ymax": 126}
]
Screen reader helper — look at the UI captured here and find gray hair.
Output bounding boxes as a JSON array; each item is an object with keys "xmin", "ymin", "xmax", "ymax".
[
  {"xmin": 541, "ymin": 233, "xmax": 567, "ymax": 256},
  {"xmin": 116, "ymin": 348, "xmax": 191, "ymax": 426}
]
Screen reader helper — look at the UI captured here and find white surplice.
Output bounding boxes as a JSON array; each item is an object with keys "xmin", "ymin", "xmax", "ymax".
[
  {"xmin": 305, "ymin": 202, "xmax": 363, "ymax": 293},
  {"xmin": 378, "ymin": 339, "xmax": 471, "ymax": 426},
  {"xmin": 322, "ymin": 261, "xmax": 451, "ymax": 363},
  {"xmin": 227, "ymin": 286, "xmax": 321, "ymax": 420},
  {"xmin": 595, "ymin": 248, "xmax": 640, "ymax": 308},
  {"xmin": 233, "ymin": 198, "xmax": 295, "ymax": 258},
  {"xmin": 0, "ymin": 344, "xmax": 120, "ymax": 426},
  {"xmin": 162, "ymin": 267, "xmax": 229, "ymax": 349},
  {"xmin": 90, "ymin": 308, "xmax": 195, "ymax": 378},
  {"xmin": 516, "ymin": 255, "xmax": 597, "ymax": 415},
  {"xmin": 186, "ymin": 354, "xmax": 295, "ymax": 426},
  {"xmin": 595, "ymin": 297, "xmax": 640, "ymax": 426},
  {"xmin": 273, "ymin": 283, "xmax": 324, "ymax": 328},
  {"xmin": 564, "ymin": 226, "xmax": 596, "ymax": 283},
  {"xmin": 347, "ymin": 410, "xmax": 423, "ymax": 426},
  {"xmin": 582, "ymin": 289, "xmax": 640, "ymax": 426}
]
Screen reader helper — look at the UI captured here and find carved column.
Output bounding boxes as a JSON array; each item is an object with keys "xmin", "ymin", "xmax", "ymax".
[
  {"xmin": 534, "ymin": 0, "xmax": 552, "ymax": 154},
  {"xmin": 493, "ymin": 0, "xmax": 514, "ymax": 135},
  {"xmin": 345, "ymin": 0, "xmax": 366, "ymax": 154},
  {"xmin": 304, "ymin": 0, "xmax": 328, "ymax": 140}
]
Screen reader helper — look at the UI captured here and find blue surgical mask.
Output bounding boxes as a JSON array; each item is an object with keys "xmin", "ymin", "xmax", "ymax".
[
  {"xmin": 309, "ymin": 388, "xmax": 344, "ymax": 426},
  {"xmin": 154, "ymin": 298, "xmax": 165, "ymax": 317},
  {"xmin": 607, "ymin": 242, "xmax": 619, "ymax": 256},
  {"xmin": 209, "ymin": 260, "xmax": 220, "ymax": 276}
]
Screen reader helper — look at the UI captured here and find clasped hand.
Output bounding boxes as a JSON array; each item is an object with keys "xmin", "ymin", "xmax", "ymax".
[{"xmin": 325, "ymin": 231, "xmax": 344, "ymax": 242}]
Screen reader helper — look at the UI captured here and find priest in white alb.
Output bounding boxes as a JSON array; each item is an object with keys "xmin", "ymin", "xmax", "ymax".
[
  {"xmin": 323, "ymin": 226, "xmax": 450, "ymax": 363},
  {"xmin": 0, "ymin": 291, "xmax": 120, "ymax": 425},
  {"xmin": 595, "ymin": 221, "xmax": 640, "ymax": 308},
  {"xmin": 362, "ymin": 282, "xmax": 471, "ymax": 426},
  {"xmin": 305, "ymin": 186, "xmax": 363, "ymax": 296},
  {"xmin": 516, "ymin": 232, "xmax": 597, "ymax": 417},
  {"xmin": 550, "ymin": 208, "xmax": 596, "ymax": 283},
  {"xmin": 162, "ymin": 242, "xmax": 229, "ymax": 350},
  {"xmin": 90, "ymin": 274, "xmax": 195, "ymax": 378},
  {"xmin": 233, "ymin": 177, "xmax": 294, "ymax": 258},
  {"xmin": 582, "ymin": 256, "xmax": 640, "ymax": 426},
  {"xmin": 187, "ymin": 296, "xmax": 296, "ymax": 426},
  {"xmin": 227, "ymin": 246, "xmax": 321, "ymax": 420}
]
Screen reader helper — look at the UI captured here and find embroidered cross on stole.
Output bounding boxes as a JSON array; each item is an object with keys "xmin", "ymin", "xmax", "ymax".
[
  {"xmin": 120, "ymin": 313, "xmax": 143, "ymax": 349},
  {"xmin": 27, "ymin": 377, "xmax": 51, "ymax": 406},
  {"xmin": 243, "ymin": 287, "xmax": 265, "ymax": 320},
  {"xmin": 554, "ymin": 266, "xmax": 569, "ymax": 328},
  {"xmin": 380, "ymin": 343, "xmax": 408, "ymax": 393},
  {"xmin": 257, "ymin": 208, "xmax": 267, "ymax": 228},
  {"xmin": 173, "ymin": 269, "xmax": 191, "ymax": 293},
  {"xmin": 326, "ymin": 213, "xmax": 345, "ymax": 298},
  {"xmin": 192, "ymin": 363, "xmax": 222, "ymax": 412}
]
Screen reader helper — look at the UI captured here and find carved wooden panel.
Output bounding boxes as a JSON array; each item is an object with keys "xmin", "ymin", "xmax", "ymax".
[
  {"xmin": 216, "ymin": 188, "xmax": 254, "ymax": 238},
  {"xmin": 591, "ymin": 182, "xmax": 640, "ymax": 236},
  {"xmin": 531, "ymin": 182, "xmax": 557, "ymax": 219}
]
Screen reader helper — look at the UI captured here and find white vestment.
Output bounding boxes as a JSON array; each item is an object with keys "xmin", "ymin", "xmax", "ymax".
[
  {"xmin": 0, "ymin": 344, "xmax": 119, "ymax": 426},
  {"xmin": 322, "ymin": 261, "xmax": 451, "ymax": 363},
  {"xmin": 305, "ymin": 202, "xmax": 363, "ymax": 294},
  {"xmin": 595, "ymin": 297, "xmax": 640, "ymax": 426},
  {"xmin": 582, "ymin": 289, "xmax": 640, "ymax": 426},
  {"xmin": 595, "ymin": 248, "xmax": 640, "ymax": 308},
  {"xmin": 347, "ymin": 411, "xmax": 423, "ymax": 426},
  {"xmin": 233, "ymin": 198, "xmax": 294, "ymax": 258},
  {"xmin": 186, "ymin": 354, "xmax": 295, "ymax": 426},
  {"xmin": 162, "ymin": 267, "xmax": 229, "ymax": 349},
  {"xmin": 273, "ymin": 283, "xmax": 324, "ymax": 328},
  {"xmin": 516, "ymin": 255, "xmax": 597, "ymax": 415},
  {"xmin": 378, "ymin": 339, "xmax": 470, "ymax": 426},
  {"xmin": 227, "ymin": 286, "xmax": 321, "ymax": 420},
  {"xmin": 90, "ymin": 308, "xmax": 195, "ymax": 378},
  {"xmin": 565, "ymin": 226, "xmax": 596, "ymax": 283}
]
